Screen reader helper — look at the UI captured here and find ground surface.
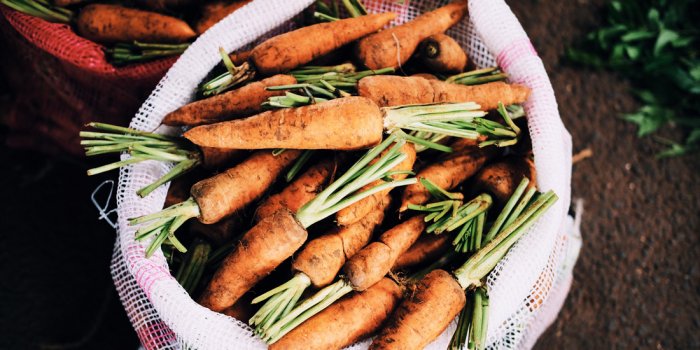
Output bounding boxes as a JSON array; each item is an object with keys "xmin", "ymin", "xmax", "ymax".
[{"xmin": 1, "ymin": 0, "xmax": 699, "ymax": 349}]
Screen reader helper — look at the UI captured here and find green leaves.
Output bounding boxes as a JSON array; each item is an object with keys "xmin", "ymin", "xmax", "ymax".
[{"xmin": 567, "ymin": 0, "xmax": 700, "ymax": 156}]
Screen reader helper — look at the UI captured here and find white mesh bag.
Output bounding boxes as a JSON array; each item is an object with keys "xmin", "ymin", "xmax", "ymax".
[{"xmin": 110, "ymin": 0, "xmax": 582, "ymax": 349}]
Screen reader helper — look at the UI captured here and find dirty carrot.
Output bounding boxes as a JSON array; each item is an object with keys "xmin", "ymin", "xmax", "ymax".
[
  {"xmin": 392, "ymin": 232, "xmax": 452, "ymax": 271},
  {"xmin": 76, "ymin": 4, "xmax": 196, "ymax": 44},
  {"xmin": 196, "ymin": 135, "xmax": 416, "ymax": 312},
  {"xmin": 473, "ymin": 156, "xmax": 537, "ymax": 205},
  {"xmin": 370, "ymin": 186, "xmax": 559, "ymax": 349},
  {"xmin": 195, "ymin": 0, "xmax": 252, "ymax": 34},
  {"xmin": 162, "ymin": 74, "xmax": 297, "ymax": 126},
  {"xmin": 418, "ymin": 33, "xmax": 468, "ymax": 74},
  {"xmin": 129, "ymin": 149, "xmax": 301, "ymax": 257},
  {"xmin": 356, "ymin": 1, "xmax": 467, "ymax": 70},
  {"xmin": 358, "ymin": 75, "xmax": 531, "ymax": 110}
]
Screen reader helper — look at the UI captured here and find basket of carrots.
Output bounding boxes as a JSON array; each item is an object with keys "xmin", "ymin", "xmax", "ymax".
[
  {"xmin": 88, "ymin": 0, "xmax": 579, "ymax": 349},
  {"xmin": 0, "ymin": 0, "xmax": 257, "ymax": 154}
]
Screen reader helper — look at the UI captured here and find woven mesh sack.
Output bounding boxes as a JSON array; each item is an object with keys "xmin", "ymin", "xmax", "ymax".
[
  {"xmin": 0, "ymin": 5, "xmax": 177, "ymax": 155},
  {"xmin": 110, "ymin": 0, "xmax": 582, "ymax": 348}
]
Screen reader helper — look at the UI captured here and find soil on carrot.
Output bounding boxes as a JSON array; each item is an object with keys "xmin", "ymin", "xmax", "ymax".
[{"xmin": 0, "ymin": 0, "xmax": 698, "ymax": 349}]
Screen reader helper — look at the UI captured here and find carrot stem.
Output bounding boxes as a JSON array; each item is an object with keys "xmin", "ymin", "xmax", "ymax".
[
  {"xmin": 130, "ymin": 198, "xmax": 200, "ymax": 257},
  {"xmin": 482, "ymin": 178, "xmax": 530, "ymax": 243}
]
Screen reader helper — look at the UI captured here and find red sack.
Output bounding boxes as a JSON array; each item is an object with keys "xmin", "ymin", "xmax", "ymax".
[{"xmin": 0, "ymin": 5, "xmax": 177, "ymax": 156}]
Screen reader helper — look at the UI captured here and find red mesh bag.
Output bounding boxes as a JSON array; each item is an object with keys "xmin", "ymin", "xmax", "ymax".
[{"xmin": 0, "ymin": 5, "xmax": 178, "ymax": 156}]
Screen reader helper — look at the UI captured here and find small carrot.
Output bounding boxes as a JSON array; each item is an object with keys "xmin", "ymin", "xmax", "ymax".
[
  {"xmin": 418, "ymin": 33, "xmax": 468, "ymax": 74},
  {"xmin": 356, "ymin": 1, "xmax": 467, "ymax": 70},
  {"xmin": 162, "ymin": 74, "xmax": 297, "ymax": 126},
  {"xmin": 400, "ymin": 138, "xmax": 495, "ymax": 211},
  {"xmin": 473, "ymin": 156, "xmax": 537, "ymax": 205},
  {"xmin": 358, "ymin": 75, "xmax": 531, "ymax": 110},
  {"xmin": 76, "ymin": 4, "xmax": 196, "ymax": 44}
]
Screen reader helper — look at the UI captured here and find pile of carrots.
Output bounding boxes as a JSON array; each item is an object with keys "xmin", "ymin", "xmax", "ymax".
[
  {"xmin": 80, "ymin": 1, "xmax": 561, "ymax": 349},
  {"xmin": 2, "ymin": 0, "xmax": 258, "ymax": 64}
]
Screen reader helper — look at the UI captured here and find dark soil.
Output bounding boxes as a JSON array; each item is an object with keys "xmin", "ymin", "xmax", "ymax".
[{"xmin": 0, "ymin": 0, "xmax": 698, "ymax": 349}]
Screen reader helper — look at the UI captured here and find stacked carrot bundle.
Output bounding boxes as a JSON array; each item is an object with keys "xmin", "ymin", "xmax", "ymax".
[{"xmin": 81, "ymin": 1, "xmax": 558, "ymax": 348}]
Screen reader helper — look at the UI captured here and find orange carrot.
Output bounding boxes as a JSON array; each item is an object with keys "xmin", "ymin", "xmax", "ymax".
[
  {"xmin": 198, "ymin": 147, "xmax": 246, "ymax": 170},
  {"xmin": 336, "ymin": 142, "xmax": 416, "ymax": 226},
  {"xmin": 358, "ymin": 76, "xmax": 531, "ymax": 109},
  {"xmin": 418, "ymin": 33, "xmax": 468, "ymax": 73},
  {"xmin": 473, "ymin": 156, "xmax": 536, "ymax": 205},
  {"xmin": 192, "ymin": 150, "xmax": 301, "ymax": 224},
  {"xmin": 76, "ymin": 4, "xmax": 196, "ymax": 44},
  {"xmin": 255, "ymin": 157, "xmax": 336, "ymax": 222},
  {"xmin": 229, "ymin": 50, "xmax": 251, "ymax": 65},
  {"xmin": 199, "ymin": 209, "xmax": 307, "ymax": 311},
  {"xmin": 392, "ymin": 233, "xmax": 452, "ymax": 271},
  {"xmin": 343, "ymin": 215, "xmax": 426, "ymax": 291},
  {"xmin": 195, "ymin": 0, "xmax": 252, "ymax": 34},
  {"xmin": 369, "ymin": 269, "xmax": 466, "ymax": 350},
  {"xmin": 356, "ymin": 1, "xmax": 467, "ymax": 70},
  {"xmin": 400, "ymin": 139, "xmax": 494, "ymax": 211},
  {"xmin": 162, "ymin": 75, "xmax": 297, "ymax": 126},
  {"xmin": 251, "ymin": 12, "xmax": 396, "ymax": 75},
  {"xmin": 183, "ymin": 96, "xmax": 384, "ymax": 150},
  {"xmin": 270, "ymin": 278, "xmax": 402, "ymax": 350}
]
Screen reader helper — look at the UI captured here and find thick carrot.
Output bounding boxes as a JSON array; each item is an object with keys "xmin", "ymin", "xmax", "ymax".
[
  {"xmin": 419, "ymin": 33, "xmax": 468, "ymax": 73},
  {"xmin": 400, "ymin": 140, "xmax": 493, "ymax": 211},
  {"xmin": 358, "ymin": 75, "xmax": 531, "ymax": 110},
  {"xmin": 251, "ymin": 12, "xmax": 397, "ymax": 75},
  {"xmin": 183, "ymin": 96, "xmax": 383, "ymax": 150},
  {"xmin": 192, "ymin": 150, "xmax": 301, "ymax": 224},
  {"xmin": 292, "ymin": 194, "xmax": 391, "ymax": 287},
  {"xmin": 344, "ymin": 215, "xmax": 425, "ymax": 291},
  {"xmin": 369, "ymin": 269, "xmax": 466, "ymax": 350},
  {"xmin": 255, "ymin": 157, "xmax": 336, "ymax": 222},
  {"xmin": 195, "ymin": 0, "xmax": 252, "ymax": 34},
  {"xmin": 76, "ymin": 4, "xmax": 196, "ymax": 44},
  {"xmin": 162, "ymin": 75, "xmax": 297, "ymax": 126},
  {"xmin": 392, "ymin": 233, "xmax": 452, "ymax": 271},
  {"xmin": 336, "ymin": 142, "xmax": 416, "ymax": 226},
  {"xmin": 473, "ymin": 156, "xmax": 536, "ymax": 205},
  {"xmin": 229, "ymin": 50, "xmax": 251, "ymax": 65},
  {"xmin": 356, "ymin": 1, "xmax": 467, "ymax": 70},
  {"xmin": 199, "ymin": 209, "xmax": 307, "ymax": 312},
  {"xmin": 270, "ymin": 277, "xmax": 402, "ymax": 350}
]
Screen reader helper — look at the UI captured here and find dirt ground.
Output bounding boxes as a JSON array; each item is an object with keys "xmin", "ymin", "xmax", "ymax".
[{"xmin": 1, "ymin": 0, "xmax": 698, "ymax": 349}]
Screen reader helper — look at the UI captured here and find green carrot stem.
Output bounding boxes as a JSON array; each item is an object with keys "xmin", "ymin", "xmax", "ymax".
[
  {"xmin": 454, "ymin": 191, "xmax": 558, "ymax": 289},
  {"xmin": 497, "ymin": 102, "xmax": 521, "ymax": 135},
  {"xmin": 503, "ymin": 187, "xmax": 537, "ymax": 229},
  {"xmin": 314, "ymin": 11, "xmax": 339, "ymax": 22},
  {"xmin": 85, "ymin": 122, "xmax": 175, "ymax": 140},
  {"xmin": 483, "ymin": 178, "xmax": 530, "ymax": 243}
]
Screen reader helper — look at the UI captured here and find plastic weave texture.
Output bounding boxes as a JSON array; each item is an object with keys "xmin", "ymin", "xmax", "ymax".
[
  {"xmin": 110, "ymin": 0, "xmax": 582, "ymax": 349},
  {"xmin": 0, "ymin": 5, "xmax": 176, "ymax": 155}
]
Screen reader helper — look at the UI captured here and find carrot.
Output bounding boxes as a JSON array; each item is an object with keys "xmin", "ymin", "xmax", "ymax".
[
  {"xmin": 344, "ymin": 215, "xmax": 425, "ymax": 291},
  {"xmin": 473, "ymin": 156, "xmax": 536, "ymax": 205},
  {"xmin": 229, "ymin": 50, "xmax": 251, "ymax": 65},
  {"xmin": 199, "ymin": 209, "xmax": 307, "ymax": 312},
  {"xmin": 255, "ymin": 157, "xmax": 336, "ymax": 222},
  {"xmin": 195, "ymin": 0, "xmax": 252, "ymax": 34},
  {"xmin": 392, "ymin": 233, "xmax": 451, "ymax": 271},
  {"xmin": 358, "ymin": 75, "xmax": 531, "ymax": 109},
  {"xmin": 269, "ymin": 277, "xmax": 402, "ymax": 350},
  {"xmin": 251, "ymin": 12, "xmax": 397, "ymax": 75},
  {"xmin": 76, "ymin": 4, "xmax": 196, "ymax": 44},
  {"xmin": 336, "ymin": 142, "xmax": 416, "ymax": 226},
  {"xmin": 418, "ymin": 33, "xmax": 467, "ymax": 74},
  {"xmin": 370, "ymin": 269, "xmax": 466, "ymax": 350},
  {"xmin": 371, "ymin": 188, "xmax": 559, "ymax": 349},
  {"xmin": 400, "ymin": 139, "xmax": 494, "ymax": 211},
  {"xmin": 192, "ymin": 150, "xmax": 301, "ymax": 224},
  {"xmin": 411, "ymin": 73, "xmax": 439, "ymax": 80},
  {"xmin": 183, "ymin": 96, "xmax": 384, "ymax": 150},
  {"xmin": 292, "ymin": 194, "xmax": 391, "ymax": 287},
  {"xmin": 221, "ymin": 292, "xmax": 256, "ymax": 322},
  {"xmin": 355, "ymin": 1, "xmax": 467, "ymax": 70},
  {"xmin": 162, "ymin": 75, "xmax": 297, "ymax": 126}
]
